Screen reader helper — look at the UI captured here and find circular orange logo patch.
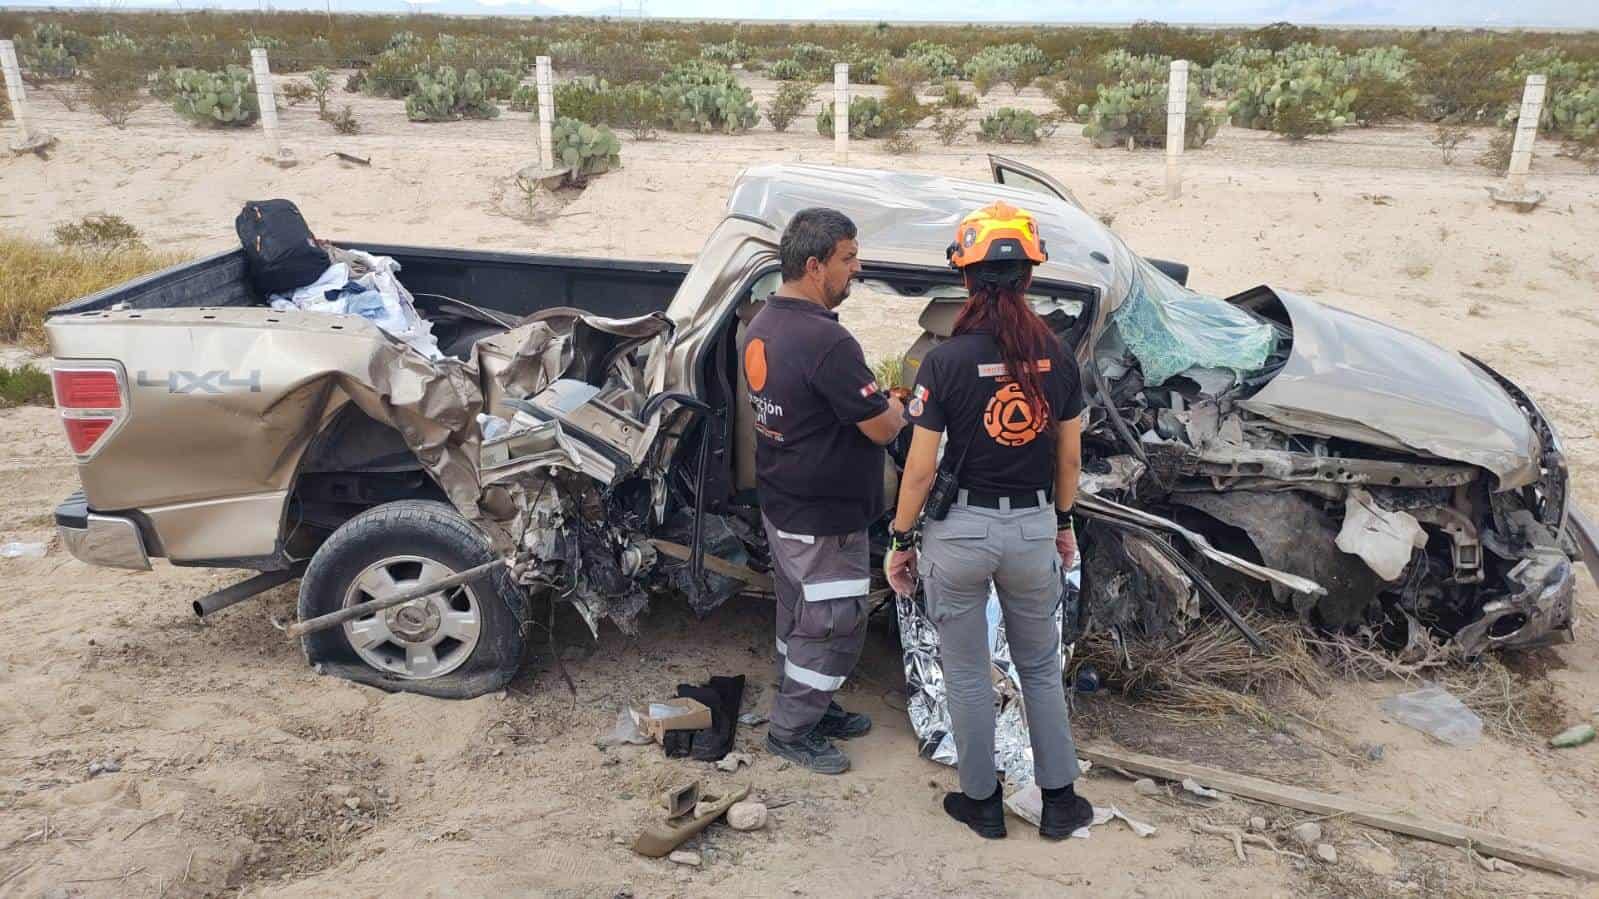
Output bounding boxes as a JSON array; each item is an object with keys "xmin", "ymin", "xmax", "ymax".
[
  {"xmin": 983, "ymin": 382, "xmax": 1042, "ymax": 447},
  {"xmin": 744, "ymin": 338, "xmax": 768, "ymax": 392}
]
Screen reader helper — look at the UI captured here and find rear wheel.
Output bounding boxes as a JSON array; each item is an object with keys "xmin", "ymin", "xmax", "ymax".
[{"xmin": 298, "ymin": 500, "xmax": 527, "ymax": 699}]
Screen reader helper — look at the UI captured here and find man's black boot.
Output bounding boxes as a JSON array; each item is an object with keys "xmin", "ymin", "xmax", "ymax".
[
  {"xmin": 765, "ymin": 728, "xmax": 850, "ymax": 775},
  {"xmin": 943, "ymin": 784, "xmax": 1007, "ymax": 839},
  {"xmin": 814, "ymin": 701, "xmax": 872, "ymax": 739},
  {"xmin": 1039, "ymin": 783, "xmax": 1094, "ymax": 840}
]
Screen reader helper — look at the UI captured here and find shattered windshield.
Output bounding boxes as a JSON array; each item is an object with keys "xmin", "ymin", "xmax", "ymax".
[{"xmin": 1109, "ymin": 257, "xmax": 1277, "ymax": 387}]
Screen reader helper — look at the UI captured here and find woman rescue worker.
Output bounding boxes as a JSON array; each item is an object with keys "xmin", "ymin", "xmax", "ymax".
[{"xmin": 884, "ymin": 201, "xmax": 1093, "ymax": 840}]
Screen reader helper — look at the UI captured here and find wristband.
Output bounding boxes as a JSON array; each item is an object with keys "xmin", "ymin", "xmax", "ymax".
[
  {"xmin": 1056, "ymin": 506, "xmax": 1075, "ymax": 532},
  {"xmin": 889, "ymin": 525, "xmax": 918, "ymax": 552}
]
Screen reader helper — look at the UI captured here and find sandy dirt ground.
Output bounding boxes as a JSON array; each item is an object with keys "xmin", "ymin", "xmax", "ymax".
[{"xmin": 3, "ymin": 71, "xmax": 1599, "ymax": 898}]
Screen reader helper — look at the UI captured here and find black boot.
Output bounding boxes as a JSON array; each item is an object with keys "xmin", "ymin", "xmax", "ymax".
[
  {"xmin": 943, "ymin": 784, "xmax": 1007, "ymax": 839},
  {"xmin": 1039, "ymin": 783, "xmax": 1094, "ymax": 840},
  {"xmin": 765, "ymin": 728, "xmax": 850, "ymax": 775},
  {"xmin": 813, "ymin": 701, "xmax": 872, "ymax": 739}
]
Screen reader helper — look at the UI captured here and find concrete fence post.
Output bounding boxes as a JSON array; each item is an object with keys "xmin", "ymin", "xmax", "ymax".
[
  {"xmin": 250, "ymin": 48, "xmax": 292, "ymax": 166},
  {"xmin": 1165, "ymin": 59, "xmax": 1190, "ymax": 200},
  {"xmin": 1505, "ymin": 73, "xmax": 1546, "ymax": 195},
  {"xmin": 833, "ymin": 63, "xmax": 849, "ymax": 165},
  {"xmin": 1, "ymin": 39, "xmax": 51, "ymax": 153},
  {"xmin": 536, "ymin": 56, "xmax": 555, "ymax": 172}
]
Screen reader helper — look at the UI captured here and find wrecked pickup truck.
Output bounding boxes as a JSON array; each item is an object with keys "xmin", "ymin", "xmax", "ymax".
[{"xmin": 47, "ymin": 157, "xmax": 1598, "ymax": 699}]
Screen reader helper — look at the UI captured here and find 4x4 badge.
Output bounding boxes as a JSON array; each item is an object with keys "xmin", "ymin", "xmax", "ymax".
[{"xmin": 135, "ymin": 370, "xmax": 262, "ymax": 394}]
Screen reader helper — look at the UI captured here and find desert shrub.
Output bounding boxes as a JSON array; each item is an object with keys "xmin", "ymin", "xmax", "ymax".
[
  {"xmin": 839, "ymin": 44, "xmax": 891, "ymax": 85},
  {"xmin": 882, "ymin": 84, "xmax": 929, "ymax": 130},
  {"xmin": 769, "ymin": 59, "xmax": 808, "ymax": 82},
  {"xmin": 1431, "ymin": 124, "xmax": 1469, "ymax": 164},
  {"xmin": 884, "ymin": 129, "xmax": 919, "ymax": 155},
  {"xmin": 611, "ymin": 83, "xmax": 666, "ymax": 139},
  {"xmin": 816, "ymin": 95, "xmax": 897, "ymax": 139},
  {"xmin": 0, "ymin": 233, "xmax": 184, "ymax": 346},
  {"xmin": 547, "ymin": 39, "xmax": 592, "ymax": 71},
  {"xmin": 169, "ymin": 67, "xmax": 259, "ymax": 128},
  {"xmin": 789, "ymin": 43, "xmax": 833, "ymax": 70},
  {"xmin": 1419, "ymin": 38, "xmax": 1515, "ymax": 123},
  {"xmin": 0, "ymin": 364, "xmax": 52, "ymax": 409},
  {"xmin": 308, "ymin": 66, "xmax": 333, "ymax": 116},
  {"xmin": 510, "ymin": 83, "xmax": 538, "ymax": 112},
  {"xmin": 550, "ymin": 116, "xmax": 620, "ymax": 184},
  {"xmin": 700, "ymin": 40, "xmax": 750, "ymax": 65},
  {"xmin": 1476, "ymin": 128, "xmax": 1514, "ymax": 171},
  {"xmin": 1081, "ymin": 79, "xmax": 1217, "ymax": 149},
  {"xmin": 588, "ymin": 41, "xmax": 668, "ymax": 86},
  {"xmin": 904, "ymin": 40, "xmax": 961, "ymax": 80},
  {"xmin": 767, "ymin": 80, "xmax": 814, "ymax": 132},
  {"xmin": 282, "ymin": 80, "xmax": 314, "ymax": 105},
  {"xmin": 880, "ymin": 57, "xmax": 931, "ymax": 96},
  {"xmin": 364, "ymin": 46, "xmax": 426, "ymax": 98},
  {"xmin": 963, "ymin": 43, "xmax": 1048, "ymax": 94},
  {"xmin": 85, "ymin": 43, "xmax": 146, "ymax": 128},
  {"xmin": 979, "ymin": 107, "xmax": 1044, "ymax": 144},
  {"xmin": 1100, "ymin": 49, "xmax": 1171, "ymax": 84},
  {"xmin": 931, "ymin": 109, "xmax": 969, "ymax": 145},
  {"xmin": 327, "ymin": 104, "xmax": 360, "ymax": 134},
  {"xmin": 344, "ymin": 71, "xmax": 365, "ymax": 93},
  {"xmin": 405, "ymin": 67, "xmax": 500, "ymax": 122},
  {"xmin": 970, "ymin": 63, "xmax": 1001, "ymax": 97},
  {"xmin": 938, "ymin": 80, "xmax": 977, "ymax": 109},
  {"xmin": 53, "ymin": 213, "xmax": 142, "ymax": 250}
]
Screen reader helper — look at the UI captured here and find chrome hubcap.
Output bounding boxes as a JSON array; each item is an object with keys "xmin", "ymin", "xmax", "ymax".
[{"xmin": 342, "ymin": 555, "xmax": 482, "ymax": 680}]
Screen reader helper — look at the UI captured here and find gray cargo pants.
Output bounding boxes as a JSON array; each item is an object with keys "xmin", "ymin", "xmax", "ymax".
[
  {"xmin": 762, "ymin": 515, "xmax": 871, "ymax": 742},
  {"xmin": 918, "ymin": 495, "xmax": 1079, "ymax": 799}
]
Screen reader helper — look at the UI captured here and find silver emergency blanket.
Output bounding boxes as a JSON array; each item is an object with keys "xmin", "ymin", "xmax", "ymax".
[{"xmin": 897, "ymin": 566, "xmax": 1079, "ymax": 788}]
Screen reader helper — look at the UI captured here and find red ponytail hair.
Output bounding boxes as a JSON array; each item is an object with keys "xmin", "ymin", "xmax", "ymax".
[{"xmin": 953, "ymin": 262, "xmax": 1059, "ymax": 430}]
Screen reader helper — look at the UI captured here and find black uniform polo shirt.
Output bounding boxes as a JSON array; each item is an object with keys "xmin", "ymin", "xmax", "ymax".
[
  {"xmin": 906, "ymin": 330, "xmax": 1085, "ymax": 495},
  {"xmin": 740, "ymin": 296, "xmax": 889, "ymax": 535}
]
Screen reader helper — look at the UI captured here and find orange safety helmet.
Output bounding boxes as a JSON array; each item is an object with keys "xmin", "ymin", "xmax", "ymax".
[{"xmin": 946, "ymin": 201, "xmax": 1048, "ymax": 270}]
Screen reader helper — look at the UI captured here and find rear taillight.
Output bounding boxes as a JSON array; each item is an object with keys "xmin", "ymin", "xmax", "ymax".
[{"xmin": 52, "ymin": 365, "xmax": 126, "ymax": 460}]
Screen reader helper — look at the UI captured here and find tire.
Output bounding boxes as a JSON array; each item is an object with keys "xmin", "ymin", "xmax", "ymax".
[{"xmin": 298, "ymin": 500, "xmax": 527, "ymax": 699}]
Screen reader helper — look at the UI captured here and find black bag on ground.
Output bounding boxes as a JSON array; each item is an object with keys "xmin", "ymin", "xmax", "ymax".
[{"xmin": 235, "ymin": 200, "xmax": 327, "ymax": 296}]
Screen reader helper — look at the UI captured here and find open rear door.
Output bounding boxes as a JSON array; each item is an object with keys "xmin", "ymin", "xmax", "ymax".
[{"xmin": 989, "ymin": 154, "xmax": 1085, "ymax": 212}]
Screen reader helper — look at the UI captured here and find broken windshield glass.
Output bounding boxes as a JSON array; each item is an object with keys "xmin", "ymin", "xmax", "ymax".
[{"xmin": 1111, "ymin": 257, "xmax": 1276, "ymax": 387}]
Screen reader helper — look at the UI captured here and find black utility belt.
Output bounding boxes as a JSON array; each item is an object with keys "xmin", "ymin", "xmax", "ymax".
[{"xmin": 956, "ymin": 487, "xmax": 1053, "ymax": 510}]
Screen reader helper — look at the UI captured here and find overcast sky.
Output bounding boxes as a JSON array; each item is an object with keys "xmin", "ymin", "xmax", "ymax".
[{"xmin": 4, "ymin": 0, "xmax": 1595, "ymax": 27}]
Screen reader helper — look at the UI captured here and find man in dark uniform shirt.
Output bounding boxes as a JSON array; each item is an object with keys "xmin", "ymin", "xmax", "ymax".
[{"xmin": 739, "ymin": 208, "xmax": 905, "ymax": 774}]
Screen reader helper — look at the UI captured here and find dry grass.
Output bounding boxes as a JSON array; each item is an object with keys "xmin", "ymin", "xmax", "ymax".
[
  {"xmin": 1074, "ymin": 614, "xmax": 1325, "ymax": 725},
  {"xmin": 0, "ymin": 232, "xmax": 184, "ymax": 347}
]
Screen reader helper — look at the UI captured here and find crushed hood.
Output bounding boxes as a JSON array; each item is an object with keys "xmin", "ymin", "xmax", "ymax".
[{"xmin": 1240, "ymin": 290, "xmax": 1539, "ymax": 489}]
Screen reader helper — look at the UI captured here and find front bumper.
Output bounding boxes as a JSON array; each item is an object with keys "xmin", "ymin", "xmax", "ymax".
[
  {"xmin": 56, "ymin": 492, "xmax": 152, "ymax": 571},
  {"xmin": 1453, "ymin": 546, "xmax": 1576, "ymax": 655}
]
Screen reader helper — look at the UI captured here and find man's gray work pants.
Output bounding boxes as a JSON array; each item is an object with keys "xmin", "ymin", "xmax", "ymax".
[
  {"xmin": 918, "ymin": 496, "xmax": 1079, "ymax": 799},
  {"xmin": 762, "ymin": 515, "xmax": 870, "ymax": 742}
]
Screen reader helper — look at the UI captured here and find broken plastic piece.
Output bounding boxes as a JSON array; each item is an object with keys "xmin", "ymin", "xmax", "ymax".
[
  {"xmin": 1548, "ymin": 723, "xmax": 1595, "ymax": 748},
  {"xmin": 599, "ymin": 708, "xmax": 652, "ymax": 746},
  {"xmin": 1336, "ymin": 489, "xmax": 1427, "ymax": 582},
  {"xmin": 662, "ymin": 782, "xmax": 700, "ymax": 818},
  {"xmin": 633, "ymin": 785, "xmax": 750, "ymax": 858},
  {"xmin": 0, "ymin": 542, "xmax": 47, "ymax": 558},
  {"xmin": 1379, "ymin": 684, "xmax": 1483, "ymax": 747}
]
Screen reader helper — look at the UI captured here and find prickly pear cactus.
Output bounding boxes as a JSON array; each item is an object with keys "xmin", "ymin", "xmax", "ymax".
[
  {"xmin": 169, "ymin": 66, "xmax": 260, "ymax": 128},
  {"xmin": 815, "ymin": 95, "xmax": 895, "ymax": 138},
  {"xmin": 979, "ymin": 107, "xmax": 1045, "ymax": 144},
  {"xmin": 405, "ymin": 67, "xmax": 501, "ymax": 122},
  {"xmin": 549, "ymin": 116, "xmax": 622, "ymax": 184},
  {"xmin": 1080, "ymin": 79, "xmax": 1217, "ymax": 149}
]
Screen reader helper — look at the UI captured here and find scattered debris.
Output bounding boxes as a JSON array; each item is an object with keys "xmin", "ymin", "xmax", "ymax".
[
  {"xmin": 1362, "ymin": 743, "xmax": 1386, "ymax": 762},
  {"xmin": 330, "ymin": 151, "xmax": 371, "ymax": 166},
  {"xmin": 1317, "ymin": 843, "xmax": 1338, "ymax": 864},
  {"xmin": 1190, "ymin": 820, "xmax": 1290, "ymax": 862},
  {"xmin": 1293, "ymin": 822, "xmax": 1324, "ymax": 847},
  {"xmin": 1468, "ymin": 848, "xmax": 1524, "ymax": 875},
  {"xmin": 1007, "ymin": 785, "xmax": 1154, "ymax": 837},
  {"xmin": 727, "ymin": 801, "xmax": 768, "ymax": 831},
  {"xmin": 667, "ymin": 850, "xmax": 701, "ymax": 867},
  {"xmin": 633, "ymin": 786, "xmax": 750, "ymax": 858},
  {"xmin": 1548, "ymin": 723, "xmax": 1594, "ymax": 748},
  {"xmin": 1181, "ymin": 778, "xmax": 1224, "ymax": 801},
  {"xmin": 1249, "ymin": 816, "xmax": 1267, "ymax": 832},
  {"xmin": 1379, "ymin": 685, "xmax": 1483, "ymax": 746},
  {"xmin": 715, "ymin": 752, "xmax": 752, "ymax": 773},
  {"xmin": 662, "ymin": 782, "xmax": 700, "ymax": 819},
  {"xmin": 737, "ymin": 712, "xmax": 769, "ymax": 727},
  {"xmin": 87, "ymin": 759, "xmax": 122, "ymax": 777},
  {"xmin": 0, "ymin": 541, "xmax": 47, "ymax": 558},
  {"xmin": 1134, "ymin": 778, "xmax": 1161, "ymax": 797},
  {"xmin": 1080, "ymin": 744, "xmax": 1599, "ymax": 879},
  {"xmin": 633, "ymin": 698, "xmax": 712, "ymax": 744},
  {"xmin": 599, "ymin": 708, "xmax": 652, "ymax": 747}
]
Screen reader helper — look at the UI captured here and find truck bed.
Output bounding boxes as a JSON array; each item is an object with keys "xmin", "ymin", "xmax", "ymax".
[{"xmin": 48, "ymin": 243, "xmax": 691, "ymax": 321}]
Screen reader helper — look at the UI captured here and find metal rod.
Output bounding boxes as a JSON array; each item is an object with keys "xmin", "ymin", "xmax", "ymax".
[
  {"xmin": 1079, "ymin": 511, "xmax": 1268, "ymax": 652},
  {"xmin": 285, "ymin": 559, "xmax": 504, "ymax": 639},
  {"xmin": 193, "ymin": 567, "xmax": 302, "ymax": 618}
]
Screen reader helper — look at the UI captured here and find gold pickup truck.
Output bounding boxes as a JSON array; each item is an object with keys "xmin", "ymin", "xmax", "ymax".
[{"xmin": 48, "ymin": 158, "xmax": 1597, "ymax": 698}]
